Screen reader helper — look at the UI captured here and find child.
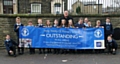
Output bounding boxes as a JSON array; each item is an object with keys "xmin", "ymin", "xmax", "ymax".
[
  {"xmin": 75, "ymin": 18, "xmax": 85, "ymax": 28},
  {"xmin": 67, "ymin": 19, "xmax": 74, "ymax": 28},
  {"xmin": 107, "ymin": 36, "xmax": 118, "ymax": 55},
  {"xmin": 37, "ymin": 18, "xmax": 44, "ymax": 27},
  {"xmin": 14, "ymin": 17, "xmax": 24, "ymax": 55},
  {"xmin": 45, "ymin": 20, "xmax": 52, "ymax": 28},
  {"xmin": 27, "ymin": 20, "xmax": 35, "ymax": 54},
  {"xmin": 53, "ymin": 19, "xmax": 58, "ymax": 28},
  {"xmin": 36, "ymin": 18, "xmax": 44, "ymax": 54},
  {"xmin": 96, "ymin": 20, "xmax": 103, "ymax": 28},
  {"xmin": 60, "ymin": 19, "xmax": 66, "ymax": 28},
  {"xmin": 4, "ymin": 35, "xmax": 18, "ymax": 57}
]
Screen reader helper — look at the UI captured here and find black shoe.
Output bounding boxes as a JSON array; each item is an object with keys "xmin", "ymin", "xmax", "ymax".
[
  {"xmin": 18, "ymin": 53, "xmax": 22, "ymax": 55},
  {"xmin": 39, "ymin": 52, "xmax": 42, "ymax": 54},
  {"xmin": 113, "ymin": 51, "xmax": 116, "ymax": 55},
  {"xmin": 13, "ymin": 55, "xmax": 17, "ymax": 57}
]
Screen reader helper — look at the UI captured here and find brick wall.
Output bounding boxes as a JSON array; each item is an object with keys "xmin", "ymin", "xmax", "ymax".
[{"xmin": 0, "ymin": 15, "xmax": 120, "ymax": 47}]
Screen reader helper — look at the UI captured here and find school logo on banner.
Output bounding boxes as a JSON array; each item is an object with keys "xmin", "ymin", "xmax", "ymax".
[
  {"xmin": 94, "ymin": 40, "xmax": 105, "ymax": 49},
  {"xmin": 21, "ymin": 28, "xmax": 29, "ymax": 36},
  {"xmin": 94, "ymin": 29, "xmax": 102, "ymax": 38}
]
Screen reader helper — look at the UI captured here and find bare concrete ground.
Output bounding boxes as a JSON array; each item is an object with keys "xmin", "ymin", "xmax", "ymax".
[{"xmin": 0, "ymin": 49, "xmax": 120, "ymax": 64}]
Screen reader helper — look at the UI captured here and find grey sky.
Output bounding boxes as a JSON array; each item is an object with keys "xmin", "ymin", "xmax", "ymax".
[{"xmin": 68, "ymin": 0, "xmax": 117, "ymax": 10}]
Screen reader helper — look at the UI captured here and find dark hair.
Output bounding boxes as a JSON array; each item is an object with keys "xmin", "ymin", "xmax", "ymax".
[
  {"xmin": 28, "ymin": 20, "xmax": 32, "ymax": 23},
  {"xmin": 106, "ymin": 17, "xmax": 110, "ymax": 20},
  {"xmin": 78, "ymin": 17, "xmax": 83, "ymax": 21},
  {"xmin": 53, "ymin": 19, "xmax": 58, "ymax": 25}
]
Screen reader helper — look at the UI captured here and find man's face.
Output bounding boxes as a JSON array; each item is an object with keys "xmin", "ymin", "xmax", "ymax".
[{"xmin": 64, "ymin": 11, "xmax": 68, "ymax": 17}]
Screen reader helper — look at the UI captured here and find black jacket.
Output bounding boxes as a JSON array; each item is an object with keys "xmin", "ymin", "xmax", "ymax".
[
  {"xmin": 102, "ymin": 23, "xmax": 113, "ymax": 35},
  {"xmin": 58, "ymin": 16, "xmax": 74, "ymax": 26},
  {"xmin": 4, "ymin": 39, "xmax": 18, "ymax": 51},
  {"xmin": 14, "ymin": 24, "xmax": 24, "ymax": 37}
]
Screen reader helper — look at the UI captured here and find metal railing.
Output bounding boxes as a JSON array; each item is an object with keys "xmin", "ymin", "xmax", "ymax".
[{"xmin": 1, "ymin": 0, "xmax": 120, "ymax": 15}]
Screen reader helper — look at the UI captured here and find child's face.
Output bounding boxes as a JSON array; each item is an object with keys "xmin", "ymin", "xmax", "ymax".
[
  {"xmin": 16, "ymin": 18, "xmax": 21, "ymax": 23},
  {"xmin": 88, "ymin": 22, "xmax": 91, "ymax": 26},
  {"xmin": 38, "ymin": 19, "xmax": 42, "ymax": 24},
  {"xmin": 54, "ymin": 20, "xmax": 58, "ymax": 25},
  {"xmin": 79, "ymin": 20, "xmax": 83, "ymax": 24},
  {"xmin": 28, "ymin": 22, "xmax": 33, "ymax": 26},
  {"xmin": 47, "ymin": 20, "xmax": 51, "ymax": 25},
  {"xmin": 97, "ymin": 21, "xmax": 101, "ymax": 26},
  {"xmin": 107, "ymin": 36, "xmax": 112, "ymax": 41},
  {"xmin": 106, "ymin": 19, "xmax": 110, "ymax": 23},
  {"xmin": 68, "ymin": 20, "xmax": 73, "ymax": 25},
  {"xmin": 6, "ymin": 35, "xmax": 10, "ymax": 40},
  {"xmin": 61, "ymin": 20, "xmax": 66, "ymax": 25}
]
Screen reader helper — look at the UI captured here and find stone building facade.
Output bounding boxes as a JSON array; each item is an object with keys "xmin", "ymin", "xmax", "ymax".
[{"xmin": 0, "ymin": 0, "xmax": 68, "ymax": 14}]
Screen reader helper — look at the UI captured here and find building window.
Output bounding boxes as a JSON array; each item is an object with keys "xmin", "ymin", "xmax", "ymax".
[
  {"xmin": 31, "ymin": 4, "xmax": 41, "ymax": 14},
  {"xmin": 3, "ymin": 0, "xmax": 13, "ymax": 14},
  {"xmin": 54, "ymin": 3, "xmax": 61, "ymax": 7},
  {"xmin": 4, "ymin": 1, "xmax": 13, "ymax": 5}
]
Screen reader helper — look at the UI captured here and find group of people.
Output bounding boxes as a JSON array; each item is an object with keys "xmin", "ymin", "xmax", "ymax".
[{"xmin": 4, "ymin": 11, "xmax": 118, "ymax": 57}]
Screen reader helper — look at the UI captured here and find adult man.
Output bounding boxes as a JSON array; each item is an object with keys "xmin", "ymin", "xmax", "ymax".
[
  {"xmin": 59, "ymin": 10, "xmax": 74, "ymax": 26},
  {"xmin": 14, "ymin": 17, "xmax": 24, "ymax": 55}
]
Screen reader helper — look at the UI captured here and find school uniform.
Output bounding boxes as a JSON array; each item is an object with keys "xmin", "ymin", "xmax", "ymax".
[
  {"xmin": 36, "ymin": 24, "xmax": 44, "ymax": 54},
  {"xmin": 102, "ymin": 23, "xmax": 113, "ymax": 47},
  {"xmin": 52, "ymin": 25, "xmax": 60, "ymax": 54},
  {"xmin": 45, "ymin": 25, "xmax": 52, "ymax": 53},
  {"xmin": 84, "ymin": 23, "xmax": 88, "ymax": 27},
  {"xmin": 4, "ymin": 39, "xmax": 18, "ymax": 57},
  {"xmin": 59, "ymin": 16, "xmax": 74, "ymax": 26},
  {"xmin": 14, "ymin": 23, "xmax": 24, "ymax": 55},
  {"xmin": 107, "ymin": 40, "xmax": 118, "ymax": 54},
  {"xmin": 75, "ymin": 23, "xmax": 85, "ymax": 28},
  {"xmin": 27, "ymin": 25, "xmax": 35, "ymax": 54}
]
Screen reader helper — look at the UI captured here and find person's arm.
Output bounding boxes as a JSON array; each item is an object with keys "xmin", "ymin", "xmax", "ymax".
[
  {"xmin": 71, "ymin": 17, "xmax": 74, "ymax": 25},
  {"xmin": 111, "ymin": 24, "xmax": 114, "ymax": 35},
  {"xmin": 14, "ymin": 24, "xmax": 18, "ymax": 32},
  {"xmin": 4, "ymin": 41, "xmax": 10, "ymax": 51}
]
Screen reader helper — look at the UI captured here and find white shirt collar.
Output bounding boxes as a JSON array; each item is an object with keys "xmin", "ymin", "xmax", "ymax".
[{"xmin": 16, "ymin": 23, "xmax": 21, "ymax": 25}]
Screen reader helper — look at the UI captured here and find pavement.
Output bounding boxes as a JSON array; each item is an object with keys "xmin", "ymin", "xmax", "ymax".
[{"xmin": 0, "ymin": 49, "xmax": 120, "ymax": 64}]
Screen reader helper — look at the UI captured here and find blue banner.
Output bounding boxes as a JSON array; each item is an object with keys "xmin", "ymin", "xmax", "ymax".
[{"xmin": 19, "ymin": 26, "xmax": 105, "ymax": 49}]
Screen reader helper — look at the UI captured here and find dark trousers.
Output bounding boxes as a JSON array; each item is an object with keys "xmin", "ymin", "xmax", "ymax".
[
  {"xmin": 7, "ymin": 46, "xmax": 16, "ymax": 56},
  {"xmin": 29, "ymin": 48, "xmax": 35, "ymax": 54},
  {"xmin": 17, "ymin": 37, "xmax": 24, "ymax": 54},
  {"xmin": 107, "ymin": 43, "xmax": 118, "ymax": 52}
]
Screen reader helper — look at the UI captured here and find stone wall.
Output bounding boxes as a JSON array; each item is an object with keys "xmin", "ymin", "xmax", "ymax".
[{"xmin": 0, "ymin": 15, "xmax": 120, "ymax": 47}]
